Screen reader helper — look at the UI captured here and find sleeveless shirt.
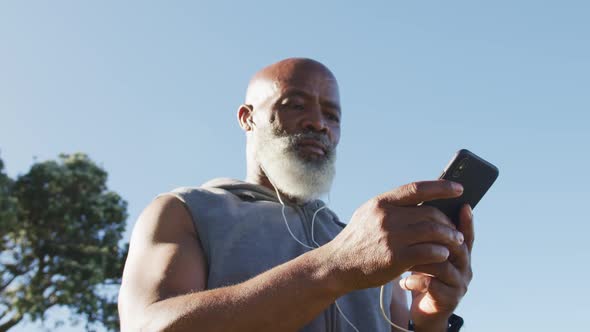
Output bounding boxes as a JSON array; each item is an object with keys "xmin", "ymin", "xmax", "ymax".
[{"xmin": 159, "ymin": 178, "xmax": 393, "ymax": 332}]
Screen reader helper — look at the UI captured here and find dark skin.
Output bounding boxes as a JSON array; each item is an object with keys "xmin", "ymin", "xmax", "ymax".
[
  {"xmin": 240, "ymin": 59, "xmax": 473, "ymax": 328},
  {"xmin": 118, "ymin": 58, "xmax": 474, "ymax": 332},
  {"xmin": 240, "ymin": 58, "xmax": 342, "ymax": 194}
]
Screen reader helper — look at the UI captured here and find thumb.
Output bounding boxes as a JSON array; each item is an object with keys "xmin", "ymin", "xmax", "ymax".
[
  {"xmin": 399, "ymin": 274, "xmax": 432, "ymax": 293},
  {"xmin": 378, "ymin": 180, "xmax": 463, "ymax": 207}
]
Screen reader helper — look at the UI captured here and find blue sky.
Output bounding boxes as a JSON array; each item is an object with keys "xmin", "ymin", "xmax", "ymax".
[{"xmin": 1, "ymin": 1, "xmax": 589, "ymax": 331}]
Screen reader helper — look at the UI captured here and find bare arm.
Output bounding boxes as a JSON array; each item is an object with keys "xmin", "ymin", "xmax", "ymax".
[
  {"xmin": 118, "ymin": 195, "xmax": 345, "ymax": 332},
  {"xmin": 119, "ymin": 181, "xmax": 468, "ymax": 332}
]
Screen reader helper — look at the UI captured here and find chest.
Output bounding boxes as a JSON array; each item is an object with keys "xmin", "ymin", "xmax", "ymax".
[{"xmin": 201, "ymin": 200, "xmax": 341, "ymax": 288}]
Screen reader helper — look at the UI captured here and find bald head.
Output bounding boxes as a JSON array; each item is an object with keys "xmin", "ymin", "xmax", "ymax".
[
  {"xmin": 245, "ymin": 58, "xmax": 339, "ymax": 110},
  {"xmin": 240, "ymin": 58, "xmax": 341, "ymax": 200}
]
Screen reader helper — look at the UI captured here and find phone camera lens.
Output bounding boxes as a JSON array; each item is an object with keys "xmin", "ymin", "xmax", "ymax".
[{"xmin": 452, "ymin": 158, "xmax": 469, "ymax": 178}]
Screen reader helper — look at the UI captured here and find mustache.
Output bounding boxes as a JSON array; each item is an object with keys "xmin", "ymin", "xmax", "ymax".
[{"xmin": 283, "ymin": 131, "xmax": 335, "ymax": 152}]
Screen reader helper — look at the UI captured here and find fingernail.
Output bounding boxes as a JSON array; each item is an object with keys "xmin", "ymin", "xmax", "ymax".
[
  {"xmin": 399, "ymin": 278, "xmax": 407, "ymax": 289},
  {"xmin": 457, "ymin": 232, "xmax": 464, "ymax": 244},
  {"xmin": 452, "ymin": 182, "xmax": 463, "ymax": 193},
  {"xmin": 467, "ymin": 205, "xmax": 473, "ymax": 218},
  {"xmin": 443, "ymin": 248, "xmax": 450, "ymax": 260}
]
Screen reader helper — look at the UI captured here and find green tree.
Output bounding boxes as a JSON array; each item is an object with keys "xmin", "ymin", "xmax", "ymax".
[{"xmin": 0, "ymin": 153, "xmax": 128, "ymax": 331}]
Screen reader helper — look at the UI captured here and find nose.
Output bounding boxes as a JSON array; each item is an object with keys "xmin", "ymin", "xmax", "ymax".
[{"xmin": 301, "ymin": 105, "xmax": 327, "ymax": 133}]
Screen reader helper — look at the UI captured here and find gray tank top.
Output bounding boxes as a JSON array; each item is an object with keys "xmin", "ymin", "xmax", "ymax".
[{"xmin": 160, "ymin": 178, "xmax": 393, "ymax": 332}]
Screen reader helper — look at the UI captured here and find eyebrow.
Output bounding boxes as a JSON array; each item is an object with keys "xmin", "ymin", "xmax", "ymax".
[{"xmin": 280, "ymin": 88, "xmax": 341, "ymax": 114}]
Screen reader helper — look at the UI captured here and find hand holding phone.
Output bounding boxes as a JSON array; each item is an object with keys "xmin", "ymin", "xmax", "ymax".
[{"xmin": 424, "ymin": 149, "xmax": 499, "ymax": 226}]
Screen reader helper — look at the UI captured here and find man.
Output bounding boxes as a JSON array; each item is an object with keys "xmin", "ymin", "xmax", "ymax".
[{"xmin": 118, "ymin": 58, "xmax": 473, "ymax": 331}]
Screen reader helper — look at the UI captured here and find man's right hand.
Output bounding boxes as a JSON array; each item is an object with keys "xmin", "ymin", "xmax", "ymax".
[{"xmin": 323, "ymin": 180, "xmax": 465, "ymax": 291}]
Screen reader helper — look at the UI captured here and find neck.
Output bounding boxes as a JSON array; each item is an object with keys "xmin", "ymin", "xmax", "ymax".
[
  {"xmin": 245, "ymin": 151, "xmax": 308, "ymax": 205},
  {"xmin": 245, "ymin": 162, "xmax": 273, "ymax": 193}
]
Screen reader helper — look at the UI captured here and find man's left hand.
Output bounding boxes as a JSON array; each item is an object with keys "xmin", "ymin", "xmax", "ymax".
[{"xmin": 400, "ymin": 204, "xmax": 474, "ymax": 331}]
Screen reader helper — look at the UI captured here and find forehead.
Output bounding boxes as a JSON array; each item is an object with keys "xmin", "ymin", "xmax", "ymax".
[
  {"xmin": 245, "ymin": 60, "xmax": 341, "ymax": 109},
  {"xmin": 275, "ymin": 69, "xmax": 340, "ymax": 101}
]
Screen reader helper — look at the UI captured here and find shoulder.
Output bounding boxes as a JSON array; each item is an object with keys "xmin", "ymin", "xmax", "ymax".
[
  {"xmin": 159, "ymin": 185, "xmax": 241, "ymax": 208},
  {"xmin": 119, "ymin": 194, "xmax": 208, "ymax": 330},
  {"xmin": 320, "ymin": 205, "xmax": 347, "ymax": 229},
  {"xmin": 331, "ymin": 215, "xmax": 347, "ymax": 229},
  {"xmin": 131, "ymin": 194, "xmax": 197, "ymax": 247}
]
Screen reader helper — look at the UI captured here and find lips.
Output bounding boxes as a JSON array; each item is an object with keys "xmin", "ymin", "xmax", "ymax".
[{"xmin": 297, "ymin": 139, "xmax": 327, "ymax": 156}]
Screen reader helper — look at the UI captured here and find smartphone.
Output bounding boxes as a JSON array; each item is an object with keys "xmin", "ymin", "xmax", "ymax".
[{"xmin": 424, "ymin": 149, "xmax": 499, "ymax": 226}]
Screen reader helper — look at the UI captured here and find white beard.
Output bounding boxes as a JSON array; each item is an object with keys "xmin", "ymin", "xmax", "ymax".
[{"xmin": 250, "ymin": 125, "xmax": 336, "ymax": 202}]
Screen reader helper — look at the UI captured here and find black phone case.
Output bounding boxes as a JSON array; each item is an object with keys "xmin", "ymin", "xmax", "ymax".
[{"xmin": 424, "ymin": 149, "xmax": 499, "ymax": 226}]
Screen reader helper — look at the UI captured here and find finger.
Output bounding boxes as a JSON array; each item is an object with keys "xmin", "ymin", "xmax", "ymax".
[
  {"xmin": 458, "ymin": 204, "xmax": 474, "ymax": 253},
  {"xmin": 412, "ymin": 205, "xmax": 457, "ymax": 229},
  {"xmin": 404, "ymin": 221, "xmax": 464, "ymax": 247},
  {"xmin": 446, "ymin": 238, "xmax": 472, "ymax": 282},
  {"xmin": 378, "ymin": 180, "xmax": 463, "ymax": 207},
  {"xmin": 399, "ymin": 244, "xmax": 450, "ymax": 267},
  {"xmin": 410, "ymin": 262, "xmax": 463, "ymax": 288},
  {"xmin": 448, "ymin": 242, "xmax": 470, "ymax": 271},
  {"xmin": 424, "ymin": 278, "xmax": 466, "ymax": 308},
  {"xmin": 399, "ymin": 274, "xmax": 431, "ymax": 293}
]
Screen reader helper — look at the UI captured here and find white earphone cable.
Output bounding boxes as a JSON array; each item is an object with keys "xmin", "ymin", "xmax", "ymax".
[
  {"xmin": 380, "ymin": 285, "xmax": 412, "ymax": 332},
  {"xmin": 269, "ymin": 180, "xmax": 315, "ymax": 250},
  {"xmin": 310, "ymin": 206, "xmax": 360, "ymax": 332},
  {"xmin": 264, "ymin": 172, "xmax": 360, "ymax": 332},
  {"xmin": 263, "ymin": 166, "xmax": 408, "ymax": 331}
]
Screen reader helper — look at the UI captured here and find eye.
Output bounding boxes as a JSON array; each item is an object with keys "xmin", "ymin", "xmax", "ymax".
[
  {"xmin": 280, "ymin": 102, "xmax": 305, "ymax": 111},
  {"xmin": 292, "ymin": 104, "xmax": 305, "ymax": 111},
  {"xmin": 325, "ymin": 112, "xmax": 340, "ymax": 123},
  {"xmin": 278, "ymin": 97, "xmax": 306, "ymax": 112}
]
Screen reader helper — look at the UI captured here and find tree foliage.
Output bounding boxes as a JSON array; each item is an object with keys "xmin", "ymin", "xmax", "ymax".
[{"xmin": 0, "ymin": 153, "xmax": 128, "ymax": 331}]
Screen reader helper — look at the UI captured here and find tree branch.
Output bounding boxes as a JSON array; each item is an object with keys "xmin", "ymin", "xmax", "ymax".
[
  {"xmin": 0, "ymin": 274, "xmax": 18, "ymax": 293},
  {"xmin": 0, "ymin": 263, "xmax": 29, "ymax": 278},
  {"xmin": 0, "ymin": 312, "xmax": 23, "ymax": 332}
]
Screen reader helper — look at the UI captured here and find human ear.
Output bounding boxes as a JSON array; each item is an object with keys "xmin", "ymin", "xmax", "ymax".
[{"xmin": 237, "ymin": 104, "xmax": 255, "ymax": 131}]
